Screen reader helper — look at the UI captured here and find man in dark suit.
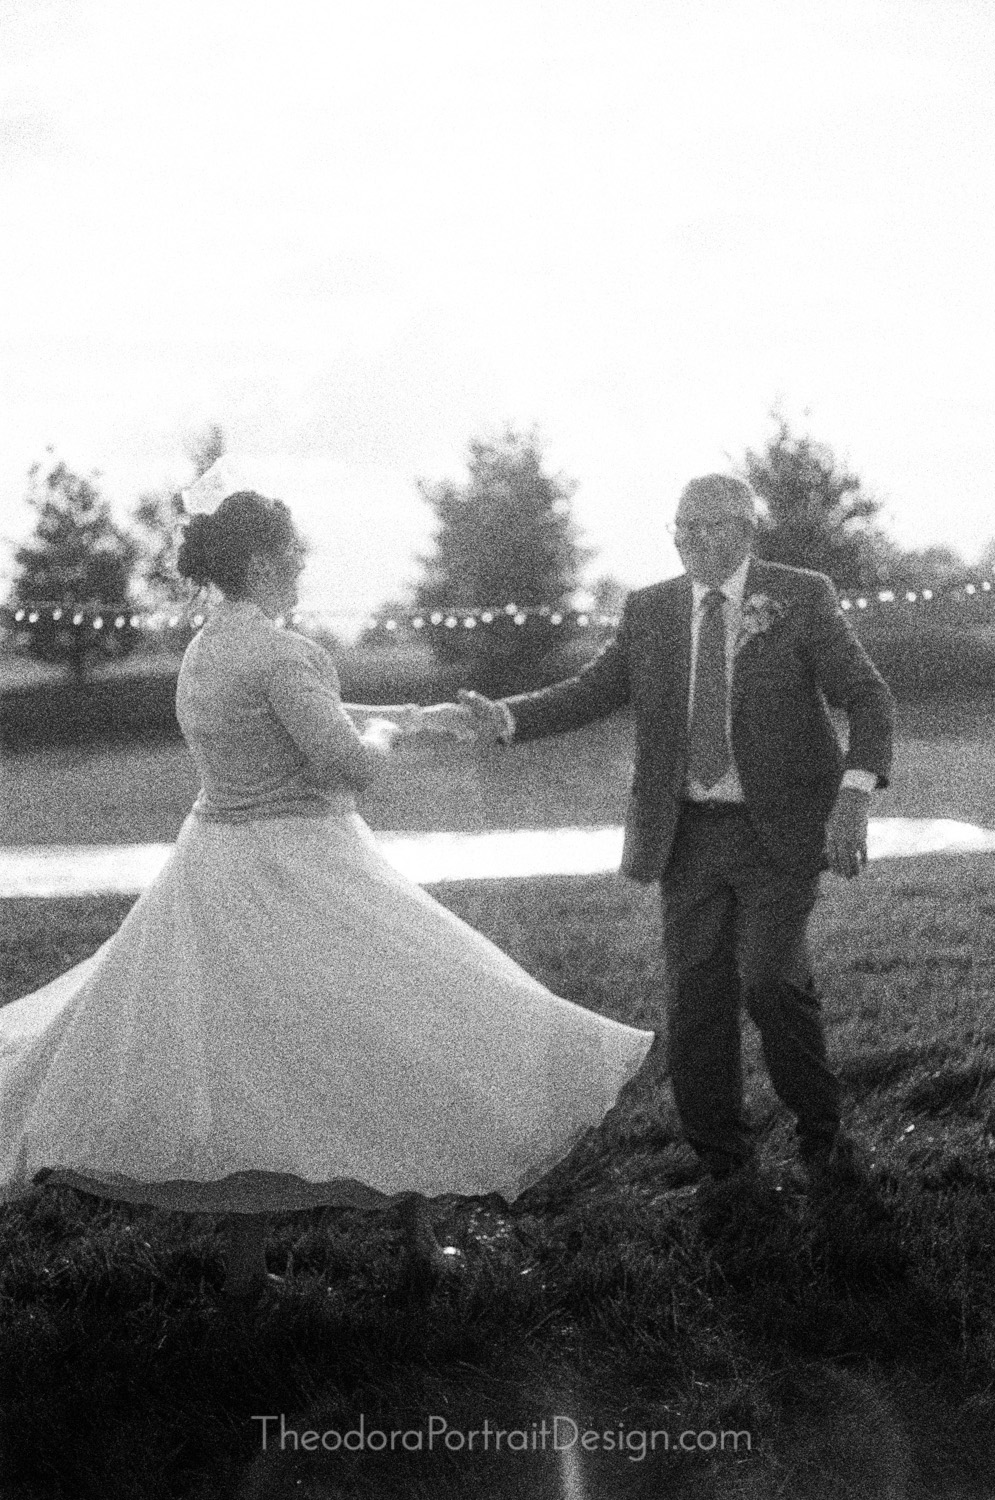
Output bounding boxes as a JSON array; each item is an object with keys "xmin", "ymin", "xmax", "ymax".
[{"xmin": 459, "ymin": 473, "xmax": 894, "ymax": 1186}]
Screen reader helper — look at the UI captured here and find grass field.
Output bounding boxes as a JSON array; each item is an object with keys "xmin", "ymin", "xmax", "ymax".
[
  {"xmin": 3, "ymin": 856, "xmax": 995, "ymax": 1497},
  {"xmin": 4, "ymin": 698, "xmax": 995, "ymax": 846},
  {"xmin": 4, "ymin": 694, "xmax": 995, "ymax": 1496}
]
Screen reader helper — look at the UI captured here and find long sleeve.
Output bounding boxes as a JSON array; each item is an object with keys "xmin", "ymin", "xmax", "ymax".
[
  {"xmin": 502, "ymin": 610, "xmax": 634, "ymax": 744},
  {"xmin": 266, "ymin": 648, "xmax": 377, "ymax": 792},
  {"xmin": 799, "ymin": 576, "xmax": 894, "ymax": 787}
]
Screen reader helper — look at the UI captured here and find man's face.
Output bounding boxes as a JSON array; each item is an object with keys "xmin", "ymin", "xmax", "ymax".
[{"xmin": 673, "ymin": 486, "xmax": 755, "ymax": 587}]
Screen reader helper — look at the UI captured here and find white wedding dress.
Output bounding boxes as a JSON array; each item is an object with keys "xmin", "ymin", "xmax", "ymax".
[{"xmin": 0, "ymin": 601, "xmax": 652, "ymax": 1213}]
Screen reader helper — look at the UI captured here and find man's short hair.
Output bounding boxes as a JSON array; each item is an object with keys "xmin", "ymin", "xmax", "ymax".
[{"xmin": 678, "ymin": 474, "xmax": 758, "ymax": 523}]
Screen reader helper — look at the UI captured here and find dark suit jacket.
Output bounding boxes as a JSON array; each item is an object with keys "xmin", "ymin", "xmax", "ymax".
[{"xmin": 505, "ymin": 558, "xmax": 894, "ymax": 882}]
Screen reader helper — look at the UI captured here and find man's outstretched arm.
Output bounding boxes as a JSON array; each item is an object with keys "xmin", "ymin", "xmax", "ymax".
[{"xmin": 454, "ymin": 612, "xmax": 635, "ymax": 747}]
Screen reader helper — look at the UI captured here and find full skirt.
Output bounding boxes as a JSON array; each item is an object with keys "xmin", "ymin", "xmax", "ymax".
[{"xmin": 0, "ymin": 812, "xmax": 653, "ymax": 1212}]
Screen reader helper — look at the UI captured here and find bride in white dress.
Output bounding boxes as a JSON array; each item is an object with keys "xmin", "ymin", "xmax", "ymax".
[{"xmin": 0, "ymin": 485, "xmax": 653, "ymax": 1299}]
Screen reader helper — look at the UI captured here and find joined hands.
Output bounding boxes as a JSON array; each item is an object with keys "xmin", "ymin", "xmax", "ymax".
[
  {"xmin": 415, "ymin": 703, "xmax": 478, "ymax": 743},
  {"xmin": 412, "ymin": 692, "xmax": 511, "ymax": 746},
  {"xmin": 458, "ymin": 690, "xmax": 511, "ymax": 745}
]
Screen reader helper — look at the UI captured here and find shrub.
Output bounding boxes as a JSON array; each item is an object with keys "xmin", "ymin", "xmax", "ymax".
[
  {"xmin": 0, "ymin": 668, "xmax": 183, "ymax": 753},
  {"xmin": 855, "ymin": 617, "xmax": 995, "ymax": 702},
  {"xmin": 330, "ymin": 642, "xmax": 466, "ymax": 706}
]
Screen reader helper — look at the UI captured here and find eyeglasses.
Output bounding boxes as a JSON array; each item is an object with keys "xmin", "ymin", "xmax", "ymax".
[{"xmin": 667, "ymin": 518, "xmax": 749, "ymax": 543}]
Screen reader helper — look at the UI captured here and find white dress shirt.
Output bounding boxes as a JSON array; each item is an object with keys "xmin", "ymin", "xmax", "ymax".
[{"xmin": 685, "ymin": 557, "xmax": 751, "ymax": 802}]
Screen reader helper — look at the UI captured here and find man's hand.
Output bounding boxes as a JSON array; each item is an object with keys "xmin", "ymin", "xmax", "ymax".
[
  {"xmin": 417, "ymin": 703, "xmax": 479, "ymax": 742},
  {"xmin": 825, "ymin": 787, "xmax": 870, "ymax": 879},
  {"xmin": 457, "ymin": 689, "xmax": 512, "ymax": 746}
]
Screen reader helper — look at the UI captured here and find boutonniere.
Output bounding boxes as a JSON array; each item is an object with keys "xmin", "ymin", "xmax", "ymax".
[{"xmin": 736, "ymin": 592, "xmax": 787, "ymax": 652}]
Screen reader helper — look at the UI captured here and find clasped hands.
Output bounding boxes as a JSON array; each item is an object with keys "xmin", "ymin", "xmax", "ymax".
[{"xmin": 409, "ymin": 691, "xmax": 510, "ymax": 746}]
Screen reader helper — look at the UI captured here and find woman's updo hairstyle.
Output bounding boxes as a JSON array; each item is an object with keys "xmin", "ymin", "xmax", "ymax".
[{"xmin": 176, "ymin": 491, "xmax": 298, "ymax": 596}]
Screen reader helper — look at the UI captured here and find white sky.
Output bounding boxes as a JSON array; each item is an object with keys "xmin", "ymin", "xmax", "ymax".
[{"xmin": 1, "ymin": 0, "xmax": 993, "ymax": 619}]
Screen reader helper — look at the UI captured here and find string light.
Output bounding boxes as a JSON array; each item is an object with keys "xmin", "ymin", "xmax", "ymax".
[{"xmin": 4, "ymin": 571, "xmax": 995, "ymax": 641}]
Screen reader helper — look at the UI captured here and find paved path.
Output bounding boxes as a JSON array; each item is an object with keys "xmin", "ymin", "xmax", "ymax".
[{"xmin": 2, "ymin": 818, "xmax": 994, "ymax": 898}]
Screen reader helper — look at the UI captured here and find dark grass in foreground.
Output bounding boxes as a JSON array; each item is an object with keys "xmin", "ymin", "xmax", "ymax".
[{"xmin": 3, "ymin": 858, "xmax": 995, "ymax": 1497}]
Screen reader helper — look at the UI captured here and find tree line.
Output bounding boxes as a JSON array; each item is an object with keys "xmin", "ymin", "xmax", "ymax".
[{"xmin": 4, "ymin": 417, "xmax": 981, "ymax": 688}]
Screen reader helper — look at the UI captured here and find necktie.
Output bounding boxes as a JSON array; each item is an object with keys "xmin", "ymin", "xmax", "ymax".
[{"xmin": 688, "ymin": 589, "xmax": 731, "ymax": 790}]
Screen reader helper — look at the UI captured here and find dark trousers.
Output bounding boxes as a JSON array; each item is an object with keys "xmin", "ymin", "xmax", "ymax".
[{"xmin": 660, "ymin": 803, "xmax": 840, "ymax": 1175}]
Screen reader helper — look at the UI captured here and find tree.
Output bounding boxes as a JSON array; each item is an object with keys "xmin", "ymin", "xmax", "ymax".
[
  {"xmin": 131, "ymin": 423, "xmax": 227, "ymax": 606},
  {"xmin": 9, "ymin": 455, "xmax": 141, "ymax": 679},
  {"xmin": 974, "ymin": 536, "xmax": 995, "ymax": 578},
  {"xmin": 875, "ymin": 542, "xmax": 970, "ymax": 595},
  {"xmin": 738, "ymin": 416, "xmax": 886, "ymax": 592},
  {"xmin": 356, "ymin": 597, "xmax": 419, "ymax": 651},
  {"xmin": 413, "ymin": 428, "xmax": 592, "ymax": 693},
  {"xmin": 589, "ymin": 573, "xmax": 629, "ymax": 619}
]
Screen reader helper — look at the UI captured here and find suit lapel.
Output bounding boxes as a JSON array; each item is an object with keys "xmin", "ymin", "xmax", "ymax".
[{"xmin": 732, "ymin": 557, "xmax": 773, "ymax": 706}]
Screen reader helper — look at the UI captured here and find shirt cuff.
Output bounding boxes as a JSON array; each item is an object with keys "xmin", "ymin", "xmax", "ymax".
[{"xmin": 841, "ymin": 769, "xmax": 877, "ymax": 795}]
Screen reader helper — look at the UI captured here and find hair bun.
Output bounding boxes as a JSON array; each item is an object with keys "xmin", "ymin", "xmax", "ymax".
[{"xmin": 174, "ymin": 491, "xmax": 297, "ymax": 595}]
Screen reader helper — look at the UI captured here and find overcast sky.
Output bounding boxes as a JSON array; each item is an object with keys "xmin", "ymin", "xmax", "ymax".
[{"xmin": 1, "ymin": 0, "xmax": 993, "ymax": 620}]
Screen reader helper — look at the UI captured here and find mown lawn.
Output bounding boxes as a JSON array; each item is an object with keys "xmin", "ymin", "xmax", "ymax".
[{"xmin": 2, "ymin": 855, "xmax": 995, "ymax": 1497}]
